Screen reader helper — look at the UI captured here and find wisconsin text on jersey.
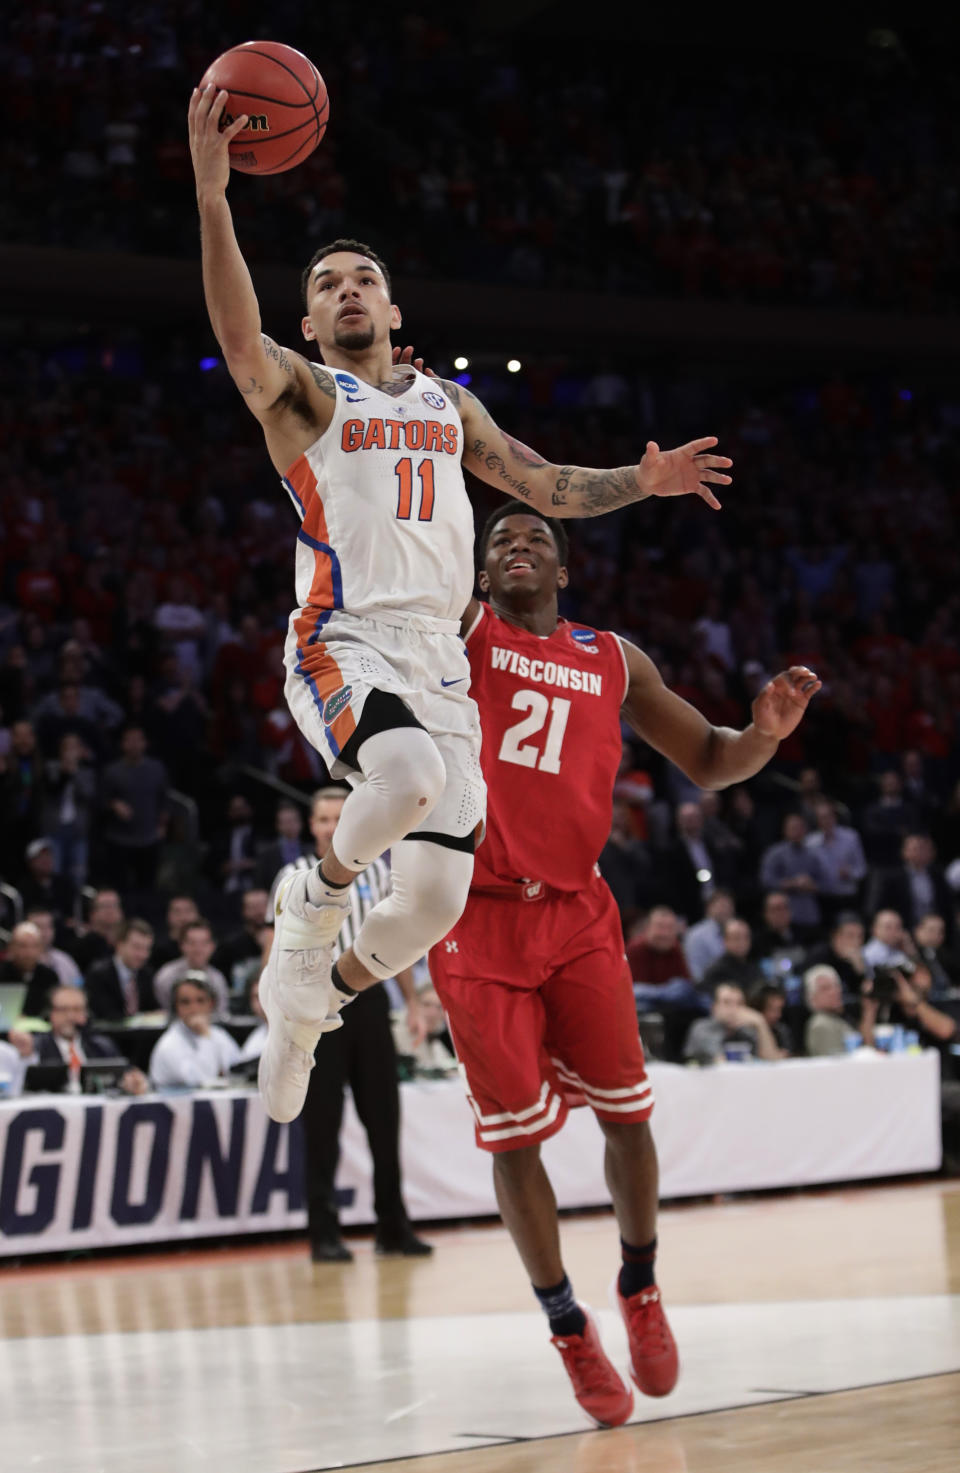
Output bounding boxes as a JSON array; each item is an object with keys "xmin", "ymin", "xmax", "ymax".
[{"xmin": 490, "ymin": 646, "xmax": 604, "ymax": 696}]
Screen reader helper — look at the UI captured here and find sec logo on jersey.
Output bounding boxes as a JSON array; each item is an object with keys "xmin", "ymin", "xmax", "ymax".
[
  {"xmin": 422, "ymin": 390, "xmax": 447, "ymax": 410},
  {"xmin": 570, "ymin": 628, "xmax": 599, "ymax": 653}
]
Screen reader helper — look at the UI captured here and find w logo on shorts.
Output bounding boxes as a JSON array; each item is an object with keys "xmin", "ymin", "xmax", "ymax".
[
  {"xmin": 323, "ymin": 686, "xmax": 353, "ymax": 726},
  {"xmin": 445, "ymin": 939, "xmax": 459, "ymax": 953}
]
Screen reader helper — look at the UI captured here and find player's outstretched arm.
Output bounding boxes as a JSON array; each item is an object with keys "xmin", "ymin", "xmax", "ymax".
[
  {"xmin": 439, "ymin": 380, "xmax": 731, "ymax": 517},
  {"xmin": 189, "ymin": 86, "xmax": 327, "ymax": 428},
  {"xmin": 619, "ymin": 640, "xmax": 821, "ymax": 790}
]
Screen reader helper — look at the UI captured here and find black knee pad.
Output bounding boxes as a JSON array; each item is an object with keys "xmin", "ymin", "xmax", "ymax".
[{"xmin": 337, "ymin": 688, "xmax": 427, "ymax": 771}]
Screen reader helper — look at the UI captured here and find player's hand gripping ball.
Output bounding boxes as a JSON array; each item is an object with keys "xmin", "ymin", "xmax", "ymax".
[{"xmin": 198, "ymin": 41, "xmax": 328, "ymax": 175}]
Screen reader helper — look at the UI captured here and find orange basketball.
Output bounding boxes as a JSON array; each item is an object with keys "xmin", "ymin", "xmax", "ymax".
[{"xmin": 198, "ymin": 41, "xmax": 328, "ymax": 176}]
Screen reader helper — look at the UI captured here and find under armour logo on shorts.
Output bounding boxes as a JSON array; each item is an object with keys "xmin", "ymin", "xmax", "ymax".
[{"xmin": 445, "ymin": 940, "xmax": 459, "ymax": 953}]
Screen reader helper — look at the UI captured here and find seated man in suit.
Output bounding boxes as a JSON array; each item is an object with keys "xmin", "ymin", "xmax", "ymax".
[
  {"xmin": 27, "ymin": 986, "xmax": 148, "ymax": 1094},
  {"xmin": 84, "ymin": 919, "xmax": 158, "ymax": 1022}
]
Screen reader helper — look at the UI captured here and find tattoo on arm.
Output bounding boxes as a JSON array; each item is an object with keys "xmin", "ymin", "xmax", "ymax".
[
  {"xmin": 553, "ymin": 464, "xmax": 643, "ymax": 514},
  {"xmin": 503, "ymin": 434, "xmax": 547, "ymax": 470},
  {"xmin": 307, "ymin": 363, "xmax": 336, "ymax": 399},
  {"xmin": 237, "ymin": 377, "xmax": 262, "ymax": 396},
  {"xmin": 467, "ymin": 438, "xmax": 534, "ymax": 500},
  {"xmin": 261, "ymin": 335, "xmax": 295, "ymax": 377}
]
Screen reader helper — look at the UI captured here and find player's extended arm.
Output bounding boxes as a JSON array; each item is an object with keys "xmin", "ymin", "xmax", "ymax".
[
  {"xmin": 620, "ymin": 639, "xmax": 821, "ymax": 790},
  {"xmin": 440, "ymin": 380, "xmax": 731, "ymax": 517},
  {"xmin": 188, "ymin": 85, "xmax": 333, "ymax": 432}
]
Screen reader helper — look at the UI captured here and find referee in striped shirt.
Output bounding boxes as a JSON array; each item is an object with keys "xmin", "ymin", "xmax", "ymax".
[{"xmin": 266, "ymin": 786, "xmax": 433, "ymax": 1262}]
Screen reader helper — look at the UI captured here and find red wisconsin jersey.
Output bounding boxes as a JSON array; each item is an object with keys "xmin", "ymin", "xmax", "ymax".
[{"xmin": 466, "ymin": 603, "xmax": 628, "ymax": 891}]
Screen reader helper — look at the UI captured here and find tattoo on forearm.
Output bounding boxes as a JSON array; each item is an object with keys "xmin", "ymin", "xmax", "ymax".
[
  {"xmin": 237, "ymin": 377, "xmax": 262, "ymax": 396},
  {"xmin": 554, "ymin": 464, "xmax": 643, "ymax": 514}
]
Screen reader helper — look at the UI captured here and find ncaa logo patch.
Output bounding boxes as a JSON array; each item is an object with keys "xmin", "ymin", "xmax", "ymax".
[
  {"xmin": 421, "ymin": 390, "xmax": 447, "ymax": 410},
  {"xmin": 334, "ymin": 372, "xmax": 366, "ymax": 402},
  {"xmin": 570, "ymin": 628, "xmax": 599, "ymax": 652},
  {"xmin": 323, "ymin": 685, "xmax": 353, "ymax": 726}
]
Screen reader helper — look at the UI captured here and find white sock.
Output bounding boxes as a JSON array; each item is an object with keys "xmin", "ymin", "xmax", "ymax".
[{"xmin": 305, "ymin": 863, "xmax": 352, "ymax": 908}]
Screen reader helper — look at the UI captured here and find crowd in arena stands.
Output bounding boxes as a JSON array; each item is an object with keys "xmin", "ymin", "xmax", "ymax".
[
  {"xmin": 5, "ymin": 5, "xmax": 960, "ymax": 310},
  {"xmin": 2, "ymin": 328, "xmax": 960, "ymax": 1161}
]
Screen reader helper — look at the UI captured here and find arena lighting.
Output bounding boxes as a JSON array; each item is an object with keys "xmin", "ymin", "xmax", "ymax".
[
  {"xmin": 199, "ymin": 356, "xmax": 220, "ymax": 371},
  {"xmin": 507, "ymin": 359, "xmax": 522, "ymax": 373},
  {"xmin": 454, "ymin": 372, "xmax": 472, "ymax": 386},
  {"xmin": 453, "ymin": 356, "xmax": 469, "ymax": 370},
  {"xmin": 696, "ymin": 868, "xmax": 712, "ymax": 883}
]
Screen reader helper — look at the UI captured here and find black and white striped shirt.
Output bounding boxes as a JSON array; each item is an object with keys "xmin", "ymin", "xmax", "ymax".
[{"xmin": 266, "ymin": 854, "xmax": 391, "ymax": 962}]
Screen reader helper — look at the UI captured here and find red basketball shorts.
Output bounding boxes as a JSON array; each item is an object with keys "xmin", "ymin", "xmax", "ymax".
[{"xmin": 428, "ymin": 870, "xmax": 653, "ymax": 1153}]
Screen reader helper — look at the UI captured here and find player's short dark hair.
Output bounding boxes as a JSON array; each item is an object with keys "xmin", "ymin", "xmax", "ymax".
[
  {"xmin": 478, "ymin": 500, "xmax": 569, "ymax": 567},
  {"xmin": 301, "ymin": 239, "xmax": 392, "ymax": 306}
]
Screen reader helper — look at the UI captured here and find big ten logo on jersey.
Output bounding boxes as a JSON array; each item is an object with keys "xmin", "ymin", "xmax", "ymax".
[{"xmin": 340, "ymin": 418, "xmax": 460, "ymax": 455}]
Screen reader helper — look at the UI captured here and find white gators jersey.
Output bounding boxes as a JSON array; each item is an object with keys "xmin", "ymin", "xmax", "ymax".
[{"xmin": 281, "ymin": 365, "xmax": 475, "ymax": 633}]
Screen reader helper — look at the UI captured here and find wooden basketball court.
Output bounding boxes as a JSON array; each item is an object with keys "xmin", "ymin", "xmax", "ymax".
[{"xmin": 2, "ymin": 1179, "xmax": 958, "ymax": 1471}]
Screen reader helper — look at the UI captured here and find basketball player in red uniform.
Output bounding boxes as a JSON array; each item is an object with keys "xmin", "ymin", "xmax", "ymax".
[{"xmin": 429, "ymin": 501, "xmax": 820, "ymax": 1427}]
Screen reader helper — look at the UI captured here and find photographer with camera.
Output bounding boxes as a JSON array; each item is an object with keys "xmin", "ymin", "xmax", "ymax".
[{"xmin": 803, "ymin": 964, "xmax": 877, "ymax": 1055}]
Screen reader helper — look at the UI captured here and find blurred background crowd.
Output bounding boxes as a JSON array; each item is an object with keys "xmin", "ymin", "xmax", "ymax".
[{"xmin": 5, "ymin": 4, "xmax": 960, "ymax": 308}]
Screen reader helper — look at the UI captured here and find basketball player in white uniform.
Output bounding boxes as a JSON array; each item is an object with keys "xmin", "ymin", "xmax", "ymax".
[{"xmin": 188, "ymin": 86, "xmax": 733, "ymax": 1124}]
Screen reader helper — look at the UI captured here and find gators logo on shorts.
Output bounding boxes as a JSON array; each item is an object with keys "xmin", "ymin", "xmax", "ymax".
[
  {"xmin": 570, "ymin": 627, "xmax": 599, "ymax": 652},
  {"xmin": 323, "ymin": 686, "xmax": 353, "ymax": 725}
]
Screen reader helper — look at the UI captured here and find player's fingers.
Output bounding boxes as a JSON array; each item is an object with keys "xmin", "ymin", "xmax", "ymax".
[
  {"xmin": 697, "ymin": 486, "xmax": 723, "ymax": 510},
  {"xmin": 224, "ymin": 113, "xmax": 248, "ymax": 141},
  {"xmin": 692, "ymin": 454, "xmax": 733, "ymax": 469},
  {"xmin": 698, "ymin": 470, "xmax": 733, "ymax": 485},
  {"xmin": 644, "ymin": 440, "xmax": 660, "ymax": 461},
  {"xmin": 684, "ymin": 436, "xmax": 720, "ymax": 453}
]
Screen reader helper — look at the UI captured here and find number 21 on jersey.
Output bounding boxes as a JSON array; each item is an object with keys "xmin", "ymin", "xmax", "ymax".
[{"xmin": 498, "ymin": 689, "xmax": 571, "ymax": 774}]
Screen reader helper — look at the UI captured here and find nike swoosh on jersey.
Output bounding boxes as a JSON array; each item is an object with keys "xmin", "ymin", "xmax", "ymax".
[{"xmin": 440, "ymin": 677, "xmax": 465, "ymax": 687}]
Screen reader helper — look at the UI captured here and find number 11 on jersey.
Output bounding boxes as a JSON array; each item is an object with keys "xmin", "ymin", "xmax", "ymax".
[{"xmin": 395, "ymin": 457, "xmax": 436, "ymax": 521}]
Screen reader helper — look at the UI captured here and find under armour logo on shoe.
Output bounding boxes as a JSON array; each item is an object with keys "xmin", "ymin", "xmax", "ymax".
[{"xmin": 445, "ymin": 940, "xmax": 459, "ymax": 953}]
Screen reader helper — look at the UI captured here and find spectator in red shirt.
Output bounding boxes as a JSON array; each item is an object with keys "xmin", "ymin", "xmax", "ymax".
[{"xmin": 628, "ymin": 907, "xmax": 707, "ymax": 1059}]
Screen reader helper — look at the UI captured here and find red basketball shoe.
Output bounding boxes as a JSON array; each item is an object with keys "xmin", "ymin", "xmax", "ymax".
[
  {"xmin": 551, "ymin": 1307, "xmax": 634, "ymax": 1427},
  {"xmin": 615, "ymin": 1283, "xmax": 679, "ymax": 1397}
]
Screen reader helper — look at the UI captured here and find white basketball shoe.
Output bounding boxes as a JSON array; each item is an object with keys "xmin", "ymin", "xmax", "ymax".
[{"xmin": 258, "ymin": 868, "xmax": 352, "ymax": 1123}]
